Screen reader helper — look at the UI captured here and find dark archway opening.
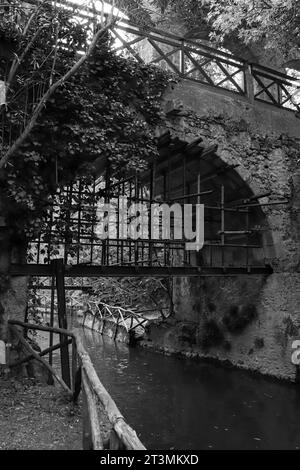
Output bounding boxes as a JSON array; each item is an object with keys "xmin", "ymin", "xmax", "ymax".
[{"xmin": 148, "ymin": 132, "xmax": 275, "ymax": 272}]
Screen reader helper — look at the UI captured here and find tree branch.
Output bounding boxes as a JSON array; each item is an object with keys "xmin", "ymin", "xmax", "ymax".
[
  {"xmin": 0, "ymin": 18, "xmax": 117, "ymax": 170},
  {"xmin": 9, "ymin": 324, "xmax": 73, "ymax": 397},
  {"xmin": 6, "ymin": 26, "xmax": 46, "ymax": 91},
  {"xmin": 6, "ymin": 3, "xmax": 45, "ymax": 90}
]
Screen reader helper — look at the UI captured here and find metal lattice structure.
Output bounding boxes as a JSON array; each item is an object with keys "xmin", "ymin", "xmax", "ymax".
[
  {"xmin": 17, "ymin": 135, "xmax": 284, "ymax": 278},
  {"xmin": 2, "ymin": 1, "xmax": 300, "ymax": 113},
  {"xmin": 2, "ymin": 1, "xmax": 291, "ymax": 278},
  {"xmin": 53, "ymin": 1, "xmax": 300, "ymax": 111},
  {"xmin": 108, "ymin": 19, "xmax": 300, "ymax": 111}
]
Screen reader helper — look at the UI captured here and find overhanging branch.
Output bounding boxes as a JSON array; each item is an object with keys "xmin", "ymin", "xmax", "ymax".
[{"xmin": 0, "ymin": 15, "xmax": 117, "ymax": 170}]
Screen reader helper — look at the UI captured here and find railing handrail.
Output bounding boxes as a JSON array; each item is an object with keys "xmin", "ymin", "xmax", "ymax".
[
  {"xmin": 54, "ymin": 0, "xmax": 243, "ymax": 62},
  {"xmin": 114, "ymin": 19, "xmax": 246, "ymax": 64},
  {"xmin": 7, "ymin": 320, "xmax": 145, "ymax": 450},
  {"xmin": 27, "ymin": 0, "xmax": 297, "ymax": 83},
  {"xmin": 85, "ymin": 301, "xmax": 150, "ymax": 333},
  {"xmin": 249, "ymin": 62, "xmax": 299, "ymax": 82},
  {"xmin": 57, "ymin": 2, "xmax": 300, "ymax": 87},
  {"xmin": 118, "ymin": 19, "xmax": 300, "ymax": 85},
  {"xmin": 73, "ymin": 329, "xmax": 146, "ymax": 450},
  {"xmin": 4, "ymin": 0, "xmax": 300, "ymax": 110},
  {"xmin": 110, "ymin": 17, "xmax": 300, "ymax": 110}
]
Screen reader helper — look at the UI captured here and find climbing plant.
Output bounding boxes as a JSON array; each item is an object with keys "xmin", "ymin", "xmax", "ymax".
[
  {"xmin": 0, "ymin": 0, "xmax": 171, "ymax": 345},
  {"xmin": 0, "ymin": 0, "xmax": 170, "ymax": 240}
]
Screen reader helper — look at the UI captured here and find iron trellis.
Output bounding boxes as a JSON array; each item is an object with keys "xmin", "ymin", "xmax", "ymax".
[{"xmin": 20, "ymin": 135, "xmax": 282, "ymax": 278}]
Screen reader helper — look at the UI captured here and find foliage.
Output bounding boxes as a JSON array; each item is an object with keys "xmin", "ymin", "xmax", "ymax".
[
  {"xmin": 0, "ymin": 1, "xmax": 170, "ymax": 243},
  {"xmin": 27, "ymin": 275, "xmax": 172, "ymax": 325},
  {"xmin": 122, "ymin": 0, "xmax": 300, "ymax": 57},
  {"xmin": 119, "ymin": 0, "xmax": 207, "ymax": 29},
  {"xmin": 83, "ymin": 276, "xmax": 172, "ymax": 315},
  {"xmin": 207, "ymin": 0, "xmax": 300, "ymax": 56}
]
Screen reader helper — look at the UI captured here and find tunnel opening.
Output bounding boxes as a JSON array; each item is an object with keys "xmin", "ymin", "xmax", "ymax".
[
  {"xmin": 25, "ymin": 131, "xmax": 276, "ymax": 275},
  {"xmin": 147, "ymin": 132, "xmax": 275, "ymax": 272}
]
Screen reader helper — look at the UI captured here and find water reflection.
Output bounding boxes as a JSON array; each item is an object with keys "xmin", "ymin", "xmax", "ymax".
[{"xmin": 82, "ymin": 329, "xmax": 300, "ymax": 450}]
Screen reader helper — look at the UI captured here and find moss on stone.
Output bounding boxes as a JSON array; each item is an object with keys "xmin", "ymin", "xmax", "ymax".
[{"xmin": 223, "ymin": 304, "xmax": 258, "ymax": 334}]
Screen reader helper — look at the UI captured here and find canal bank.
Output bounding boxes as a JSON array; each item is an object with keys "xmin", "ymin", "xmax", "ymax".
[
  {"xmin": 82, "ymin": 327, "xmax": 300, "ymax": 450},
  {"xmin": 79, "ymin": 305, "xmax": 300, "ymax": 384}
]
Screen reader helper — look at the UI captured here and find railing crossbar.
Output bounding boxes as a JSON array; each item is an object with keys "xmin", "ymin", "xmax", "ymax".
[
  {"xmin": 74, "ymin": 330, "xmax": 146, "ymax": 450},
  {"xmin": 14, "ymin": 1, "xmax": 300, "ymax": 111}
]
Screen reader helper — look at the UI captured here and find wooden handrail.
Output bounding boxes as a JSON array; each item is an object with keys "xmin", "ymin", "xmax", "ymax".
[
  {"xmin": 9, "ymin": 323, "xmax": 73, "ymax": 397},
  {"xmin": 73, "ymin": 329, "xmax": 146, "ymax": 450},
  {"xmin": 82, "ymin": 368, "xmax": 104, "ymax": 450},
  {"xmin": 8, "ymin": 320, "xmax": 145, "ymax": 449},
  {"xmin": 8, "ymin": 319, "xmax": 74, "ymax": 338},
  {"xmin": 9, "ymin": 339, "xmax": 72, "ymax": 368},
  {"xmin": 6, "ymin": 0, "xmax": 299, "ymax": 110}
]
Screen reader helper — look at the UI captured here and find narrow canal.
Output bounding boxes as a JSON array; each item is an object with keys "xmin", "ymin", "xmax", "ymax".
[{"xmin": 80, "ymin": 328, "xmax": 300, "ymax": 450}]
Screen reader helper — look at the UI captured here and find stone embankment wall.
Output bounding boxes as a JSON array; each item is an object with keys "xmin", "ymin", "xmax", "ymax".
[{"xmin": 81, "ymin": 312, "xmax": 130, "ymax": 344}]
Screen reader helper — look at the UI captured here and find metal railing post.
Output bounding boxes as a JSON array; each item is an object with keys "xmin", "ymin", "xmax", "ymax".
[{"xmin": 55, "ymin": 258, "xmax": 71, "ymax": 388}]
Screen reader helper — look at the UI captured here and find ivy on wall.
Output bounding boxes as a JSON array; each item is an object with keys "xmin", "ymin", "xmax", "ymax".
[{"xmin": 0, "ymin": 8, "xmax": 171, "ymax": 244}]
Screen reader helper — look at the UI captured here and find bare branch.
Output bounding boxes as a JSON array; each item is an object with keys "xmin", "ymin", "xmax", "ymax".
[
  {"xmin": 6, "ymin": 2, "xmax": 47, "ymax": 91},
  {"xmin": 0, "ymin": 17, "xmax": 117, "ymax": 170},
  {"xmin": 49, "ymin": 24, "xmax": 60, "ymax": 86},
  {"xmin": 6, "ymin": 25, "xmax": 47, "ymax": 91}
]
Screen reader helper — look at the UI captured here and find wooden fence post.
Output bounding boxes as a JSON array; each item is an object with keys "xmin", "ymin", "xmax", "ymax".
[
  {"xmin": 72, "ymin": 337, "xmax": 78, "ymax": 391},
  {"xmin": 54, "ymin": 259, "xmax": 71, "ymax": 388}
]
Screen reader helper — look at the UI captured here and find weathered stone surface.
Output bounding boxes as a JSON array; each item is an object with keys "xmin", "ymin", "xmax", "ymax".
[
  {"xmin": 2, "ymin": 277, "xmax": 28, "ymax": 323},
  {"xmin": 144, "ymin": 79, "xmax": 300, "ymax": 382},
  {"xmin": 81, "ymin": 313, "xmax": 130, "ymax": 345}
]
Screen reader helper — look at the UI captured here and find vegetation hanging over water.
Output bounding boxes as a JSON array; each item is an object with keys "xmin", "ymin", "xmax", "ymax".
[{"xmin": 0, "ymin": 1, "xmax": 171, "ymax": 347}]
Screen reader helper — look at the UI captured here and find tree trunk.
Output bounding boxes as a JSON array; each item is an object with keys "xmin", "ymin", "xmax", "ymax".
[{"xmin": 0, "ymin": 227, "xmax": 12, "ymax": 344}]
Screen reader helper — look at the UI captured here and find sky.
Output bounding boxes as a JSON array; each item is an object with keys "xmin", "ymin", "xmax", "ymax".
[
  {"xmin": 57, "ymin": 1, "xmax": 129, "ymax": 51},
  {"xmin": 59, "ymin": 0, "xmax": 127, "ymax": 18}
]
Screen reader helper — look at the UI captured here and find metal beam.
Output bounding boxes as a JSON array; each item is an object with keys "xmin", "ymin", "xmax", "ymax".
[{"xmin": 10, "ymin": 264, "xmax": 273, "ymax": 278}]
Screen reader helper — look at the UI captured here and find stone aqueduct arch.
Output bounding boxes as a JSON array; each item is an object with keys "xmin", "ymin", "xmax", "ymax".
[
  {"xmin": 142, "ymin": 74, "xmax": 300, "ymax": 381},
  {"xmin": 2, "ymin": 3, "xmax": 300, "ymax": 381}
]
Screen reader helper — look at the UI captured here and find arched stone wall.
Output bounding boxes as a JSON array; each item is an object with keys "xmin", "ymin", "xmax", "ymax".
[
  {"xmin": 161, "ymin": 80, "xmax": 300, "ymax": 268},
  {"xmin": 142, "ymin": 79, "xmax": 300, "ymax": 382}
]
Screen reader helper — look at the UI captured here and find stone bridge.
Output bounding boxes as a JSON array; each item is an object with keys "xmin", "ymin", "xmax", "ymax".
[
  {"xmin": 6, "ymin": 13, "xmax": 300, "ymax": 381},
  {"xmin": 110, "ymin": 18, "xmax": 300, "ymax": 382},
  {"xmin": 145, "ymin": 76, "xmax": 300, "ymax": 382}
]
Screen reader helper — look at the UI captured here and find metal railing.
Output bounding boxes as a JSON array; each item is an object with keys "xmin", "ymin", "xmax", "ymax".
[
  {"xmin": 251, "ymin": 63, "xmax": 300, "ymax": 110},
  {"xmin": 8, "ymin": 258, "xmax": 145, "ymax": 450},
  {"xmin": 111, "ymin": 19, "xmax": 246, "ymax": 96},
  {"xmin": 3, "ymin": 1, "xmax": 300, "ymax": 111},
  {"xmin": 109, "ymin": 18, "xmax": 300, "ymax": 112},
  {"xmin": 84, "ymin": 301, "xmax": 152, "ymax": 336},
  {"xmin": 27, "ymin": 176, "xmax": 269, "ymax": 273}
]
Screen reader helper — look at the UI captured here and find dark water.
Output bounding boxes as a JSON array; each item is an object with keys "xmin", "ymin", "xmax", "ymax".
[{"xmin": 80, "ymin": 328, "xmax": 300, "ymax": 450}]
